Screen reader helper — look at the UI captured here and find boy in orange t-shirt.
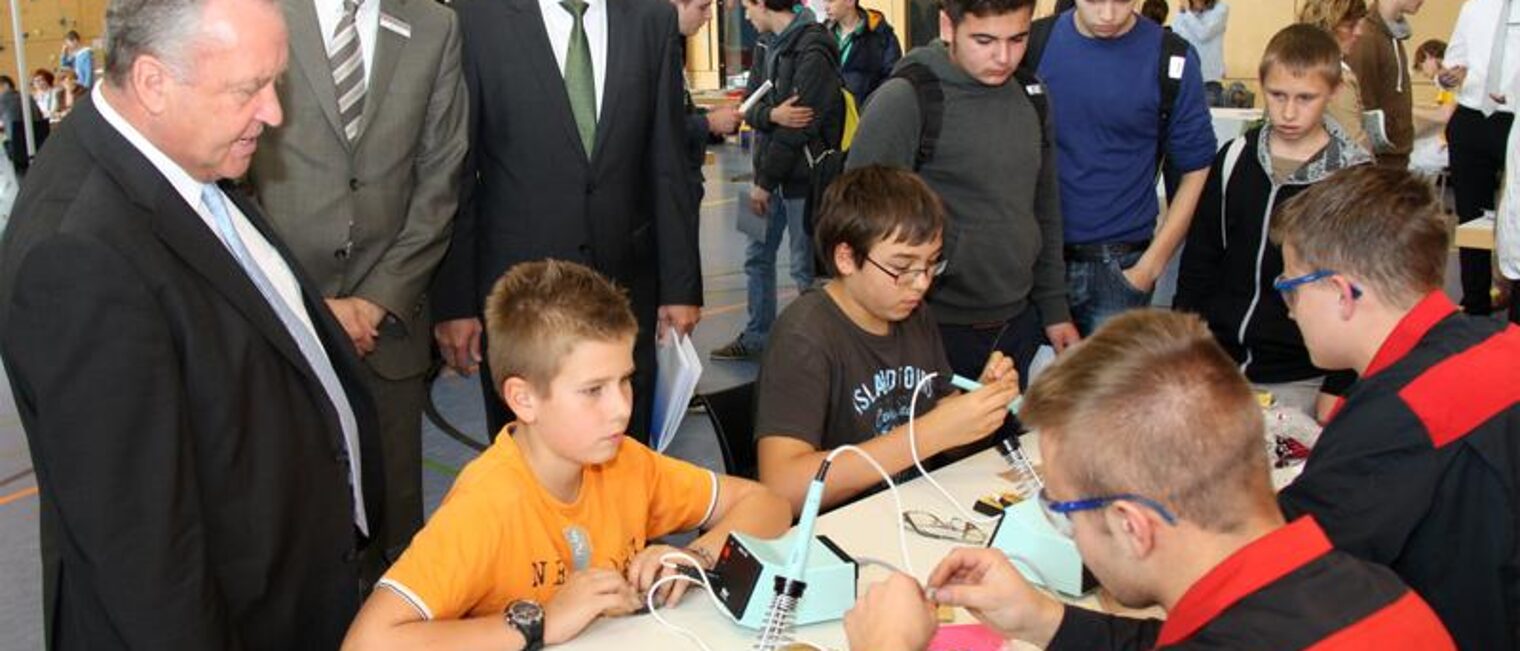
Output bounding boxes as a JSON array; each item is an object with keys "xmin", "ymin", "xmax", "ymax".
[{"xmin": 343, "ymin": 261, "xmax": 792, "ymax": 650}]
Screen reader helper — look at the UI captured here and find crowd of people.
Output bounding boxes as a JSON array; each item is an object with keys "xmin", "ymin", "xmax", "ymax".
[{"xmin": 0, "ymin": 0, "xmax": 1516, "ymax": 649}]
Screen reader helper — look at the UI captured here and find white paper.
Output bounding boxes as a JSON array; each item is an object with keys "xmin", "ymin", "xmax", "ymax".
[
  {"xmin": 652, "ymin": 328, "xmax": 703, "ymax": 453},
  {"xmin": 739, "ymin": 80, "xmax": 774, "ymax": 114}
]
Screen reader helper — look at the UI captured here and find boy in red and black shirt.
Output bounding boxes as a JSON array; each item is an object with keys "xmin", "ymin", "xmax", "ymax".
[
  {"xmin": 1271, "ymin": 166, "xmax": 1520, "ymax": 650},
  {"xmin": 838, "ymin": 309, "xmax": 1453, "ymax": 651}
]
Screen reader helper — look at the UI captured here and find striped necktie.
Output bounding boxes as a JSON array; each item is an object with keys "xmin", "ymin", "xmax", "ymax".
[{"xmin": 329, "ymin": 0, "xmax": 367, "ymax": 141}]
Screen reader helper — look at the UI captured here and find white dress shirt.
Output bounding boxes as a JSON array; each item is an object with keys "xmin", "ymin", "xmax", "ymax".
[
  {"xmin": 314, "ymin": 0, "xmax": 381, "ymax": 87},
  {"xmin": 538, "ymin": 0, "xmax": 607, "ymax": 116},
  {"xmin": 93, "ymin": 87, "xmax": 327, "ymax": 354},
  {"xmin": 1446, "ymin": 0, "xmax": 1520, "ymax": 113}
]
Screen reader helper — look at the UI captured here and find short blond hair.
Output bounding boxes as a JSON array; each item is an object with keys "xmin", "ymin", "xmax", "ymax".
[
  {"xmin": 1021, "ymin": 310, "xmax": 1273, "ymax": 533},
  {"xmin": 1296, "ymin": 0, "xmax": 1366, "ymax": 33},
  {"xmin": 1270, "ymin": 166, "xmax": 1447, "ymax": 309},
  {"xmin": 483, "ymin": 260, "xmax": 638, "ymax": 396}
]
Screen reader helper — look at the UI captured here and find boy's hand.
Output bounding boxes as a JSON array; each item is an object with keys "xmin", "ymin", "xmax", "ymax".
[
  {"xmin": 927, "ymin": 548, "xmax": 1065, "ymax": 647},
  {"xmin": 543, "ymin": 568, "xmax": 640, "ymax": 644},
  {"xmin": 1045, "ymin": 322, "xmax": 1081, "ymax": 353},
  {"xmin": 625, "ymin": 544, "xmax": 702, "ymax": 608},
  {"xmin": 977, "ymin": 351, "xmax": 1016, "ymax": 385},
  {"xmin": 844, "ymin": 572, "xmax": 937, "ymax": 651},
  {"xmin": 769, "ymin": 95, "xmax": 814, "ymax": 129},
  {"xmin": 922, "ymin": 373, "xmax": 1019, "ymax": 449}
]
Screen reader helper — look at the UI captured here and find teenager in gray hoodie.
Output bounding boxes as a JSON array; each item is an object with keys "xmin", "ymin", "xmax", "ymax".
[{"xmin": 847, "ymin": 0, "xmax": 1076, "ymax": 399}]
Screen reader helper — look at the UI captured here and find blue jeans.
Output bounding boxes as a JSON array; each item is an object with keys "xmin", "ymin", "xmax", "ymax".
[
  {"xmin": 742, "ymin": 191, "xmax": 813, "ymax": 348},
  {"xmin": 1066, "ymin": 248, "xmax": 1152, "ymax": 336}
]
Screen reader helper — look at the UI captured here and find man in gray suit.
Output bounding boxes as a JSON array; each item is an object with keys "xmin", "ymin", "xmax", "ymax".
[{"xmin": 248, "ymin": 0, "xmax": 467, "ymax": 563}]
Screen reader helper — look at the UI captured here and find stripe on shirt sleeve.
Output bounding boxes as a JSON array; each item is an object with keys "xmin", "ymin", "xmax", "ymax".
[
  {"xmin": 377, "ymin": 578, "xmax": 434, "ymax": 621},
  {"xmin": 698, "ymin": 470, "xmax": 719, "ymax": 529}
]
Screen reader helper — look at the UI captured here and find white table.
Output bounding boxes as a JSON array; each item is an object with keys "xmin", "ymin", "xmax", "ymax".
[{"xmin": 563, "ymin": 441, "xmax": 1124, "ymax": 650}]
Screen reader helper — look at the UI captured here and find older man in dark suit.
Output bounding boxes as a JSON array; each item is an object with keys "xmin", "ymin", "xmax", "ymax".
[
  {"xmin": 0, "ymin": 0, "xmax": 385, "ymax": 646},
  {"xmin": 430, "ymin": 0, "xmax": 702, "ymax": 442}
]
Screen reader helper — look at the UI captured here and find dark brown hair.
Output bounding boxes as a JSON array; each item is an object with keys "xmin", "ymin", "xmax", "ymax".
[
  {"xmin": 1414, "ymin": 39, "xmax": 1447, "ymax": 70},
  {"xmin": 813, "ymin": 165, "xmax": 946, "ymax": 276},
  {"xmin": 940, "ymin": 0, "xmax": 1036, "ymax": 26}
]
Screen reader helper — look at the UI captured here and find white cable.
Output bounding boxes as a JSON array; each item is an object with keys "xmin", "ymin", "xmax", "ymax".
[
  {"xmin": 907, "ymin": 372, "xmax": 1002, "ymax": 524},
  {"xmin": 645, "ymin": 551, "xmax": 837, "ymax": 651},
  {"xmin": 645, "ymin": 551, "xmax": 742, "ymax": 651},
  {"xmin": 824, "ymin": 444, "xmax": 916, "ymax": 577}
]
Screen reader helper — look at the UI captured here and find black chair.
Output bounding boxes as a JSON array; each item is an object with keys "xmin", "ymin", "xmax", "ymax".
[{"xmin": 697, "ymin": 381, "xmax": 758, "ymax": 479}]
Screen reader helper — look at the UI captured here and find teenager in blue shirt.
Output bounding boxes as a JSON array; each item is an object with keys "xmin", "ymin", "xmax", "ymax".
[{"xmin": 1037, "ymin": 0, "xmax": 1217, "ymax": 335}]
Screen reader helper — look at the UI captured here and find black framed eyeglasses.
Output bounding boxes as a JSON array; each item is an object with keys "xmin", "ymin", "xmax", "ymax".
[{"xmin": 864, "ymin": 257, "xmax": 947, "ymax": 287}]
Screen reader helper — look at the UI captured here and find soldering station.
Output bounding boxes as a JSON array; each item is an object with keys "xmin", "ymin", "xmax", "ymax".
[{"xmin": 643, "ymin": 372, "xmax": 1093, "ymax": 650}]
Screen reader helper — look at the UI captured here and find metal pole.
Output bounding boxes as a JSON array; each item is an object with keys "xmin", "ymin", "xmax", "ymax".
[{"xmin": 7, "ymin": 0, "xmax": 33, "ymax": 160}]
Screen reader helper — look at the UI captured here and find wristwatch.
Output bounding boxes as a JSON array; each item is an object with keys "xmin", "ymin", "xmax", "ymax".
[{"xmin": 504, "ymin": 599, "xmax": 545, "ymax": 651}]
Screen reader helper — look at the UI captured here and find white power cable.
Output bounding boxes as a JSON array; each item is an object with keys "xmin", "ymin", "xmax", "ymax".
[
  {"xmin": 823, "ymin": 443, "xmax": 917, "ymax": 577},
  {"xmin": 907, "ymin": 372, "xmax": 1002, "ymax": 525}
]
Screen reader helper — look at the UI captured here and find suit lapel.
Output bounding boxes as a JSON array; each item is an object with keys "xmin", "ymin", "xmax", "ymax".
[
  {"xmin": 285, "ymin": 0, "xmax": 349, "ymax": 148},
  {"xmin": 69, "ymin": 100, "xmax": 328, "ymax": 396},
  {"xmin": 591, "ymin": 0, "xmax": 628, "ymax": 166},
  {"xmin": 358, "ymin": 0, "xmax": 409, "ymax": 143},
  {"xmin": 510, "ymin": 0, "xmax": 590, "ymax": 162}
]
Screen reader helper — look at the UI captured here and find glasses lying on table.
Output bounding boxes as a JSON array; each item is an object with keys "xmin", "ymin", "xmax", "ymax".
[{"xmin": 902, "ymin": 510, "xmax": 988, "ymax": 545}]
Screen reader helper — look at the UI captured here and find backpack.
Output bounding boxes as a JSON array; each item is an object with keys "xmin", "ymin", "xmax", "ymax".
[
  {"xmin": 1021, "ymin": 14, "xmax": 1191, "ymax": 170},
  {"xmin": 889, "ymin": 62, "xmax": 1050, "ymax": 171}
]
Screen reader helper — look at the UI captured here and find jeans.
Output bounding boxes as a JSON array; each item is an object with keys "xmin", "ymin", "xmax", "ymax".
[
  {"xmin": 741, "ymin": 191, "xmax": 813, "ymax": 348},
  {"xmin": 1067, "ymin": 248, "xmax": 1152, "ymax": 336}
]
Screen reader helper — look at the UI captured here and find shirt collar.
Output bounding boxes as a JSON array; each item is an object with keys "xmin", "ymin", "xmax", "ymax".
[
  {"xmin": 1156, "ymin": 517, "xmax": 1334, "ymax": 647},
  {"xmin": 91, "ymin": 85, "xmax": 213, "ymax": 211},
  {"xmin": 1362, "ymin": 291, "xmax": 1458, "ymax": 378},
  {"xmin": 540, "ymin": 0, "xmax": 596, "ymax": 16}
]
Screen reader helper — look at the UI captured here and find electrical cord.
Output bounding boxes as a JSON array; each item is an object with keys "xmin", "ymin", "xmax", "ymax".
[
  {"xmin": 906, "ymin": 372, "xmax": 1004, "ymax": 525},
  {"xmin": 645, "ymin": 444, "xmax": 915, "ymax": 650}
]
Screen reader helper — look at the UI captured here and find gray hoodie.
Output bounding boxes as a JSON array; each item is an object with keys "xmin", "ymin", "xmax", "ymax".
[{"xmin": 847, "ymin": 42, "xmax": 1069, "ymax": 326}]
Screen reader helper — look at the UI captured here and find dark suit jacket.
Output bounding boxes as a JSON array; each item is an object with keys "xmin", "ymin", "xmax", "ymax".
[
  {"xmin": 431, "ymin": 0, "xmax": 701, "ymax": 322},
  {"xmin": 0, "ymin": 98, "xmax": 385, "ymax": 650}
]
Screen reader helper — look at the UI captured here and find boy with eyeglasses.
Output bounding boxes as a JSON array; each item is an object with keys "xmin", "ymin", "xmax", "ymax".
[
  {"xmin": 839, "ymin": 309, "xmax": 1454, "ymax": 651},
  {"xmin": 1271, "ymin": 166, "xmax": 1520, "ymax": 650},
  {"xmin": 756, "ymin": 166, "xmax": 1020, "ymax": 515}
]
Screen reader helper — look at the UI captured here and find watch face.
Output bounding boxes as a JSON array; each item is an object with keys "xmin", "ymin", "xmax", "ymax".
[{"xmin": 509, "ymin": 600, "xmax": 543, "ymax": 624}]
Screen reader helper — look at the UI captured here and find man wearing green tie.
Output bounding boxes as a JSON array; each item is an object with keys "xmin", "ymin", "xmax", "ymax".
[{"xmin": 431, "ymin": 0, "xmax": 702, "ymax": 443}]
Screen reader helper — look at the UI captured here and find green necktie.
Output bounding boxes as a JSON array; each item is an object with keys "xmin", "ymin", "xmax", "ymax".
[{"xmin": 560, "ymin": 0, "xmax": 597, "ymax": 157}]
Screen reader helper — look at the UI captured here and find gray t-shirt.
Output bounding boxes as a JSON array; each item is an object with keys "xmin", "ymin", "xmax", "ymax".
[{"xmin": 755, "ymin": 289, "xmax": 953, "ymax": 451}]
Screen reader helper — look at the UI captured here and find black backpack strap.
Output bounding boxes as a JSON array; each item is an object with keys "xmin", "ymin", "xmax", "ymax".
[
  {"xmin": 1011, "ymin": 68, "xmax": 1050, "ymax": 151},
  {"xmin": 891, "ymin": 62, "xmax": 943, "ymax": 171},
  {"xmin": 1155, "ymin": 30, "xmax": 1190, "ymax": 168},
  {"xmin": 1019, "ymin": 16, "xmax": 1058, "ymax": 80}
]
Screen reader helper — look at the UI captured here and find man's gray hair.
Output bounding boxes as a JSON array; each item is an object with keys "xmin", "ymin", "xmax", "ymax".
[
  {"xmin": 104, "ymin": 0, "xmax": 275, "ymax": 87},
  {"xmin": 104, "ymin": 0, "xmax": 206, "ymax": 86}
]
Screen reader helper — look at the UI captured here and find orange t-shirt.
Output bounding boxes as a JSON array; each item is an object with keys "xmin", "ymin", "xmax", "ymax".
[{"xmin": 378, "ymin": 433, "xmax": 718, "ymax": 620}]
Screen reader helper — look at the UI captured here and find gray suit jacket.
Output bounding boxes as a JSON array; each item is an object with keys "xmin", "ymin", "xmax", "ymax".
[{"xmin": 250, "ymin": 0, "xmax": 468, "ymax": 379}]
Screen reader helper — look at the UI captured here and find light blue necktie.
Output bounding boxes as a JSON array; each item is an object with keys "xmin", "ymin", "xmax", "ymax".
[{"xmin": 201, "ymin": 184, "xmax": 369, "ymax": 535}]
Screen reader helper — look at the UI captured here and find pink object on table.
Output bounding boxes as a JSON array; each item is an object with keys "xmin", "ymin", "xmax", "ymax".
[{"xmin": 928, "ymin": 623, "xmax": 1006, "ymax": 651}]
